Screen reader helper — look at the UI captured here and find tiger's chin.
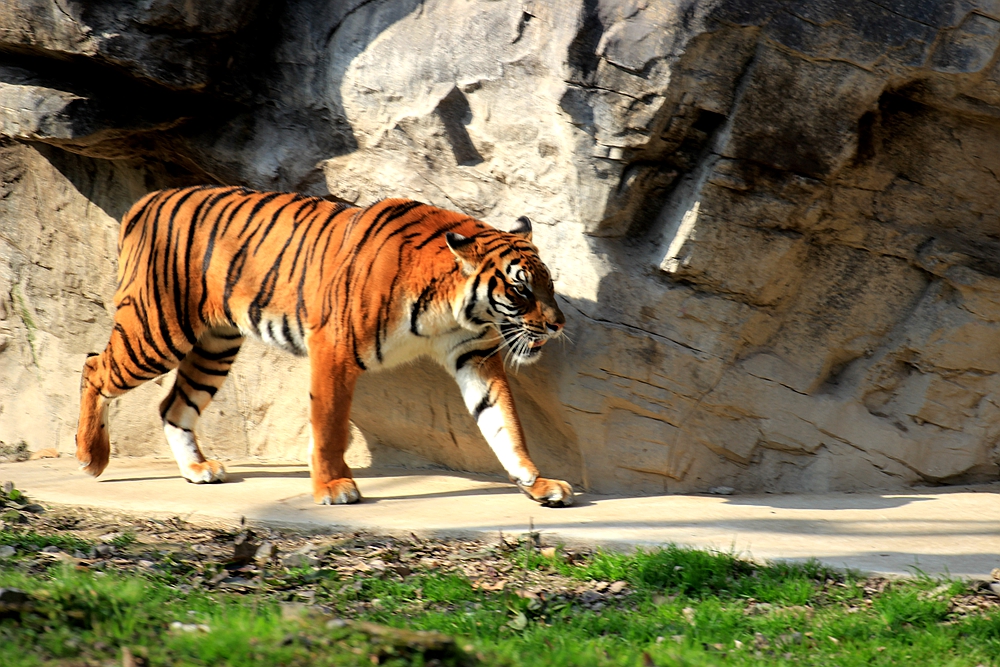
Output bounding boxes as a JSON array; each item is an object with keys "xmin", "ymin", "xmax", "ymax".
[{"xmin": 510, "ymin": 338, "xmax": 547, "ymax": 366}]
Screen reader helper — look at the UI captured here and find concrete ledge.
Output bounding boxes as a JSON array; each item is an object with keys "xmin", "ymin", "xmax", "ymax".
[{"xmin": 2, "ymin": 457, "xmax": 998, "ymax": 578}]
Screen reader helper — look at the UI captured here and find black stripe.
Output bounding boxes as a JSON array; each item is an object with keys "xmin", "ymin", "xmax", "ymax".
[
  {"xmin": 252, "ymin": 196, "xmax": 304, "ymax": 256},
  {"xmin": 410, "ymin": 279, "xmax": 440, "ymax": 337},
  {"xmin": 472, "ymin": 394, "xmax": 494, "ymax": 421},
  {"xmin": 286, "ymin": 199, "xmax": 322, "ymax": 281},
  {"xmin": 248, "ymin": 222, "xmax": 298, "ymax": 327},
  {"xmin": 160, "ymin": 188, "xmax": 202, "ymax": 357},
  {"xmin": 463, "ymin": 274, "xmax": 481, "ymax": 322},
  {"xmin": 173, "ymin": 386, "xmax": 202, "ymax": 415},
  {"xmin": 192, "ymin": 362, "xmax": 231, "ymax": 377},
  {"xmin": 281, "ymin": 314, "xmax": 304, "ymax": 356},
  {"xmin": 122, "ymin": 193, "xmax": 160, "ymax": 240},
  {"xmin": 180, "ymin": 189, "xmax": 230, "ymax": 344},
  {"xmin": 235, "ymin": 192, "xmax": 284, "ymax": 238},
  {"xmin": 198, "ymin": 191, "xmax": 247, "ymax": 323},
  {"xmin": 352, "ymin": 343, "xmax": 368, "ymax": 371},
  {"xmin": 193, "ymin": 345, "xmax": 241, "ymax": 361},
  {"xmin": 114, "ymin": 323, "xmax": 170, "ymax": 376},
  {"xmin": 179, "ymin": 370, "xmax": 219, "ymax": 397},
  {"xmin": 164, "ymin": 421, "xmax": 194, "ymax": 433},
  {"xmin": 222, "ymin": 244, "xmax": 248, "ymax": 324},
  {"xmin": 415, "ymin": 220, "xmax": 469, "ymax": 250},
  {"xmin": 455, "ymin": 346, "xmax": 497, "ymax": 371}
]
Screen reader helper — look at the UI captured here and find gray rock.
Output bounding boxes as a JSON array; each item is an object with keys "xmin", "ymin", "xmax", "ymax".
[
  {"xmin": 2, "ymin": 0, "xmax": 1000, "ymax": 496},
  {"xmin": 91, "ymin": 544, "xmax": 115, "ymax": 558},
  {"xmin": 0, "ymin": 545, "xmax": 15, "ymax": 559},
  {"xmin": 281, "ymin": 546, "xmax": 319, "ymax": 569},
  {"xmin": 254, "ymin": 541, "xmax": 277, "ymax": 562}
]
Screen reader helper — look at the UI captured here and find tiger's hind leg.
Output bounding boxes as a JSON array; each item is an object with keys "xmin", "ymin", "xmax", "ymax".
[
  {"xmin": 160, "ymin": 326, "xmax": 244, "ymax": 484},
  {"xmin": 77, "ymin": 303, "xmax": 186, "ymax": 477}
]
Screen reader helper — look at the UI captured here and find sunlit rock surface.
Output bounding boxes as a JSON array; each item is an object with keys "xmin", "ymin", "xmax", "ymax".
[{"xmin": 2, "ymin": 0, "xmax": 1000, "ymax": 493}]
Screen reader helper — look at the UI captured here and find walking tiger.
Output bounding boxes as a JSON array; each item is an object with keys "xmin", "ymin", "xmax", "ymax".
[{"xmin": 75, "ymin": 186, "xmax": 573, "ymax": 506}]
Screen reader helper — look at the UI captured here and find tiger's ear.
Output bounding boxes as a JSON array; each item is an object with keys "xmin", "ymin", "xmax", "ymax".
[
  {"xmin": 446, "ymin": 232, "xmax": 479, "ymax": 272},
  {"xmin": 510, "ymin": 216, "xmax": 532, "ymax": 241}
]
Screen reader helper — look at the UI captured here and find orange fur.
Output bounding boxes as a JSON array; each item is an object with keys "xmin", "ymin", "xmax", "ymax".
[{"xmin": 76, "ymin": 186, "xmax": 572, "ymax": 506}]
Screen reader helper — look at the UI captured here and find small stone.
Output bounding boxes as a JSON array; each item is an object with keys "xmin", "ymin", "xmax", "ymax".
[
  {"xmin": 608, "ymin": 580, "xmax": 627, "ymax": 594},
  {"xmin": 1, "ymin": 482, "xmax": 12, "ymax": 495},
  {"xmin": 41, "ymin": 545, "xmax": 61, "ymax": 553},
  {"xmin": 539, "ymin": 546, "xmax": 557, "ymax": 559},
  {"xmin": 0, "ymin": 546, "xmax": 15, "ymax": 558},
  {"xmin": 92, "ymin": 544, "xmax": 115, "ymax": 558},
  {"xmin": 254, "ymin": 541, "xmax": 277, "ymax": 562},
  {"xmin": 0, "ymin": 510, "xmax": 25, "ymax": 524},
  {"xmin": 989, "ymin": 582, "xmax": 1000, "ymax": 596},
  {"xmin": 990, "ymin": 568, "xmax": 1000, "ymax": 582},
  {"xmin": 281, "ymin": 546, "xmax": 319, "ymax": 569},
  {"xmin": 708, "ymin": 486, "xmax": 735, "ymax": 495}
]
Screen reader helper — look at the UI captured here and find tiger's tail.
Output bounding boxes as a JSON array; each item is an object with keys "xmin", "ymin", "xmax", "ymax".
[{"xmin": 76, "ymin": 352, "xmax": 113, "ymax": 477}]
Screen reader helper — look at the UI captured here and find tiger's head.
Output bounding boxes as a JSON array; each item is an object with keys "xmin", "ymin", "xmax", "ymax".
[{"xmin": 447, "ymin": 216, "xmax": 565, "ymax": 365}]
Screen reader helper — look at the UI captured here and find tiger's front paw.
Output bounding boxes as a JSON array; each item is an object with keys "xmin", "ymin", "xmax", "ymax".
[
  {"xmin": 520, "ymin": 477, "xmax": 574, "ymax": 507},
  {"xmin": 314, "ymin": 478, "xmax": 361, "ymax": 505},
  {"xmin": 183, "ymin": 460, "xmax": 227, "ymax": 484}
]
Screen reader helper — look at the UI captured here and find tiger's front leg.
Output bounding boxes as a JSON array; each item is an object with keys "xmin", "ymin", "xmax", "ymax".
[
  {"xmin": 308, "ymin": 342, "xmax": 362, "ymax": 505},
  {"xmin": 456, "ymin": 355, "xmax": 573, "ymax": 507}
]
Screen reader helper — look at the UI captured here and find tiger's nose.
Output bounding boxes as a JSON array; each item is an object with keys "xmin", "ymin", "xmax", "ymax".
[{"xmin": 545, "ymin": 321, "xmax": 562, "ymax": 333}]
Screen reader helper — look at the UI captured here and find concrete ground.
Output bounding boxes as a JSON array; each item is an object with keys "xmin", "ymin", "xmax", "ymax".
[{"xmin": 2, "ymin": 456, "xmax": 998, "ymax": 578}]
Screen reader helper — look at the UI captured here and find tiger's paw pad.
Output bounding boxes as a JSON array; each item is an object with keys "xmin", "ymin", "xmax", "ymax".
[
  {"xmin": 521, "ymin": 477, "xmax": 574, "ymax": 507},
  {"xmin": 315, "ymin": 478, "xmax": 361, "ymax": 505},
  {"xmin": 184, "ymin": 460, "xmax": 227, "ymax": 484}
]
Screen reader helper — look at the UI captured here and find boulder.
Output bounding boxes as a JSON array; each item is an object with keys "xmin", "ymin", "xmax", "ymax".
[{"xmin": 1, "ymin": 0, "xmax": 999, "ymax": 494}]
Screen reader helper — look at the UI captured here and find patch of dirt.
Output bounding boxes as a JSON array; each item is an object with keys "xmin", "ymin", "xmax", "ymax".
[{"xmin": 0, "ymin": 488, "xmax": 630, "ymax": 616}]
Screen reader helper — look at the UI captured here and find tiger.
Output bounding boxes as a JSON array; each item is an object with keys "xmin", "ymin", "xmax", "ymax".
[{"xmin": 75, "ymin": 185, "xmax": 574, "ymax": 507}]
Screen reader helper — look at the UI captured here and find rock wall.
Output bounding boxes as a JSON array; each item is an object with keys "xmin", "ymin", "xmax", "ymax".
[{"xmin": 2, "ymin": 0, "xmax": 1000, "ymax": 494}]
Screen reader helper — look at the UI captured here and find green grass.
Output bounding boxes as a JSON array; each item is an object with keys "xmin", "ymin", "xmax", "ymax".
[
  {"xmin": 0, "ymin": 567, "xmax": 473, "ymax": 666},
  {"xmin": 1, "ymin": 541, "xmax": 998, "ymax": 666},
  {"xmin": 0, "ymin": 529, "xmax": 93, "ymax": 555}
]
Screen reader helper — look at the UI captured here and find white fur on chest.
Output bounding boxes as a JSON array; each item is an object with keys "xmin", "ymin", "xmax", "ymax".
[{"xmin": 369, "ymin": 298, "xmax": 486, "ymax": 372}]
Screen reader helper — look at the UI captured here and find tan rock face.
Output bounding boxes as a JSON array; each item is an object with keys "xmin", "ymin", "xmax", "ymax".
[{"xmin": 1, "ymin": 0, "xmax": 1000, "ymax": 494}]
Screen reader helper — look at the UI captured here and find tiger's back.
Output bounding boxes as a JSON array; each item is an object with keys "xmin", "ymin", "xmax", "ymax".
[
  {"xmin": 116, "ymin": 186, "xmax": 490, "ymax": 367},
  {"xmin": 77, "ymin": 185, "xmax": 573, "ymax": 507}
]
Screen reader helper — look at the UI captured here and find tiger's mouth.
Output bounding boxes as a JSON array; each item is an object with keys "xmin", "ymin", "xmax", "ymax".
[{"xmin": 498, "ymin": 323, "xmax": 549, "ymax": 364}]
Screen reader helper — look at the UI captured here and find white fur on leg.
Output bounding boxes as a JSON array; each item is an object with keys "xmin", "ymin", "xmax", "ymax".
[
  {"xmin": 474, "ymin": 404, "xmax": 535, "ymax": 486},
  {"xmin": 455, "ymin": 369, "xmax": 535, "ymax": 487},
  {"xmin": 163, "ymin": 422, "xmax": 226, "ymax": 483}
]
